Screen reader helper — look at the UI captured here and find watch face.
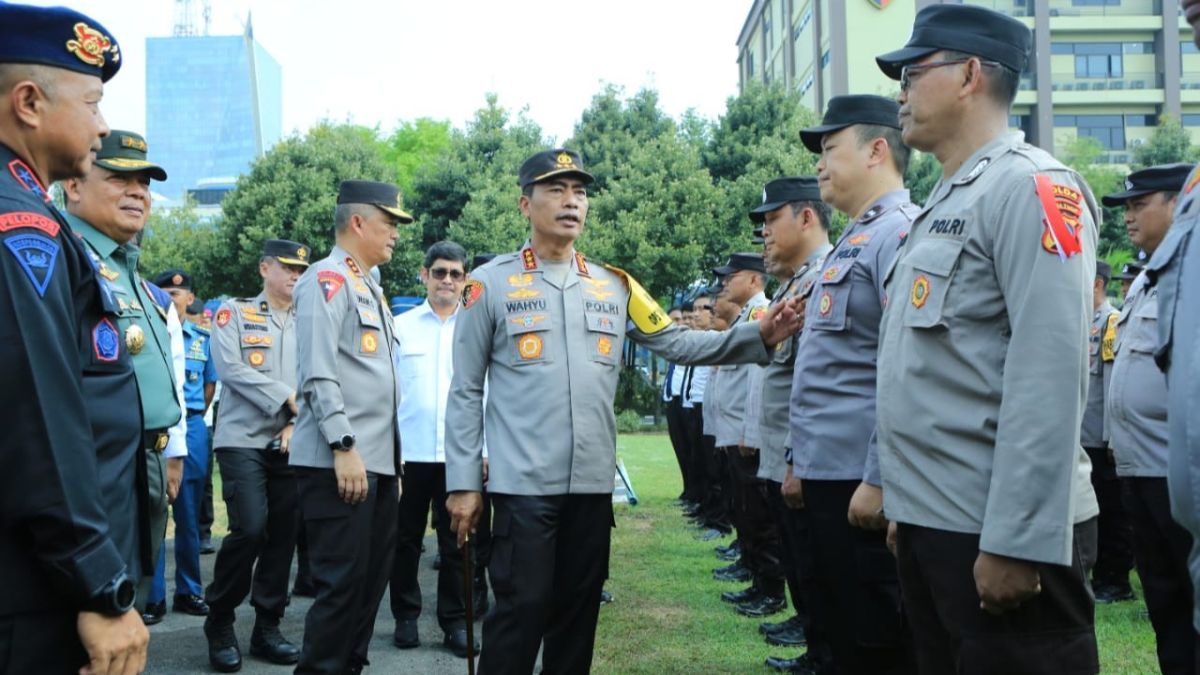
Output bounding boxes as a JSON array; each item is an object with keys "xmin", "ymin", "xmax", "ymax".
[{"xmin": 115, "ymin": 578, "xmax": 135, "ymax": 608}]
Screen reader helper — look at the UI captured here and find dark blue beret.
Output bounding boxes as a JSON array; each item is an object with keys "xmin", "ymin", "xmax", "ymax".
[{"xmin": 0, "ymin": 2, "xmax": 121, "ymax": 82}]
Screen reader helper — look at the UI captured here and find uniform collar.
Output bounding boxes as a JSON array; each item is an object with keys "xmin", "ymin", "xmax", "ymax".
[
  {"xmin": 856, "ymin": 189, "xmax": 911, "ymax": 225},
  {"xmin": 517, "ymin": 240, "xmax": 590, "ymax": 287},
  {"xmin": 948, "ymin": 131, "xmax": 1022, "ymax": 187},
  {"xmin": 331, "ymin": 244, "xmax": 375, "ymax": 287},
  {"xmin": 417, "ymin": 298, "xmax": 457, "ymax": 321},
  {"xmin": 67, "ymin": 212, "xmax": 125, "ymax": 261}
]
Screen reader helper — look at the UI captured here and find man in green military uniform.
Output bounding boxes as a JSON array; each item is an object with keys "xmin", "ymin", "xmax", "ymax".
[{"xmin": 64, "ymin": 130, "xmax": 186, "ymax": 610}]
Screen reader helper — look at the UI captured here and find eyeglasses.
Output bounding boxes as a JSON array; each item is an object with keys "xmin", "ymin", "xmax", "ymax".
[
  {"xmin": 429, "ymin": 268, "xmax": 465, "ymax": 281},
  {"xmin": 899, "ymin": 58, "xmax": 999, "ymax": 92},
  {"xmin": 694, "ymin": 304, "xmax": 715, "ymax": 313}
]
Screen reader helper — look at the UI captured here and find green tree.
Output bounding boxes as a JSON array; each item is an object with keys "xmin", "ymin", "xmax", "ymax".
[
  {"xmin": 570, "ymin": 85, "xmax": 675, "ymax": 192},
  {"xmin": 214, "ymin": 122, "xmax": 424, "ymax": 298},
  {"xmin": 905, "ymin": 152, "xmax": 941, "ymax": 207},
  {"xmin": 1062, "ymin": 136, "xmax": 1129, "ymax": 255},
  {"xmin": 380, "ymin": 118, "xmax": 452, "ymax": 200},
  {"xmin": 1132, "ymin": 114, "xmax": 1197, "ymax": 169},
  {"xmin": 703, "ymin": 81, "xmax": 813, "ymax": 184},
  {"xmin": 139, "ymin": 199, "xmax": 222, "ymax": 299}
]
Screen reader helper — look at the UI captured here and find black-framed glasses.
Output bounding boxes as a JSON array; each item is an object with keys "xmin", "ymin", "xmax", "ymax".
[
  {"xmin": 900, "ymin": 58, "xmax": 999, "ymax": 92},
  {"xmin": 429, "ymin": 268, "xmax": 465, "ymax": 281}
]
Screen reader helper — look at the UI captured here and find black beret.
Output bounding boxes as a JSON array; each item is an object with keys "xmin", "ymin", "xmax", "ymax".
[
  {"xmin": 876, "ymin": 5, "xmax": 1030, "ymax": 80},
  {"xmin": 152, "ymin": 269, "xmax": 191, "ymax": 291},
  {"xmin": 749, "ymin": 177, "xmax": 822, "ymax": 223},
  {"xmin": 263, "ymin": 239, "xmax": 312, "ymax": 267},
  {"xmin": 1115, "ymin": 263, "xmax": 1143, "ymax": 281},
  {"xmin": 337, "ymin": 180, "xmax": 414, "ymax": 223},
  {"xmin": 518, "ymin": 149, "xmax": 594, "ymax": 189},
  {"xmin": 95, "ymin": 130, "xmax": 167, "ymax": 181},
  {"xmin": 0, "ymin": 3, "xmax": 122, "ymax": 82},
  {"xmin": 713, "ymin": 252, "xmax": 766, "ymax": 277},
  {"xmin": 1101, "ymin": 163, "xmax": 1194, "ymax": 207},
  {"xmin": 800, "ymin": 95, "xmax": 901, "ymax": 154}
]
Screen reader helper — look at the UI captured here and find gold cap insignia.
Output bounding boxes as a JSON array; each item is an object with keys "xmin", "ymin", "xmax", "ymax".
[
  {"xmin": 297, "ymin": 247, "xmax": 308, "ymax": 260},
  {"xmin": 121, "ymin": 135, "xmax": 148, "ymax": 152},
  {"xmin": 172, "ymin": 273, "xmax": 183, "ymax": 285},
  {"xmin": 556, "ymin": 152, "xmax": 576, "ymax": 168},
  {"xmin": 66, "ymin": 22, "xmax": 112, "ymax": 67}
]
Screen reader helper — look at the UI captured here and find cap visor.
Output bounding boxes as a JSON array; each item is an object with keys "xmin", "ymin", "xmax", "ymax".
[
  {"xmin": 749, "ymin": 201, "xmax": 788, "ymax": 223},
  {"xmin": 1100, "ymin": 189, "xmax": 1153, "ymax": 207},
  {"xmin": 712, "ymin": 266, "xmax": 734, "ymax": 277},
  {"xmin": 875, "ymin": 45, "xmax": 939, "ymax": 79},
  {"xmin": 799, "ymin": 123, "xmax": 849, "ymax": 154},
  {"xmin": 275, "ymin": 256, "xmax": 310, "ymax": 267},
  {"xmin": 95, "ymin": 159, "xmax": 168, "ymax": 182},
  {"xmin": 377, "ymin": 204, "xmax": 415, "ymax": 224}
]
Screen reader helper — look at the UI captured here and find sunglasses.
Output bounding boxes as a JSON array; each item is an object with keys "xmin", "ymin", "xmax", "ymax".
[
  {"xmin": 429, "ymin": 268, "xmax": 465, "ymax": 281},
  {"xmin": 900, "ymin": 57, "xmax": 999, "ymax": 92}
]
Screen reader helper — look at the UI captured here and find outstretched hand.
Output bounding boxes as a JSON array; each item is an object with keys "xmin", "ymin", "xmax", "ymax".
[{"xmin": 758, "ymin": 296, "xmax": 805, "ymax": 348}]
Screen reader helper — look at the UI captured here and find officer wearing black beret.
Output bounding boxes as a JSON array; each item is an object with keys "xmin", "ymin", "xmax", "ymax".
[
  {"xmin": 874, "ymin": 5, "xmax": 1102, "ymax": 673},
  {"xmin": 0, "ymin": 3, "xmax": 148, "ymax": 674}
]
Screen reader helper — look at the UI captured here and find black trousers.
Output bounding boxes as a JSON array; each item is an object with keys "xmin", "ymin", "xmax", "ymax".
[
  {"xmin": 729, "ymin": 448, "xmax": 784, "ymax": 596},
  {"xmin": 295, "ymin": 468, "xmax": 398, "ymax": 675},
  {"xmin": 200, "ymin": 428, "xmax": 215, "ymax": 540},
  {"xmin": 696, "ymin": 434, "xmax": 731, "ymax": 531},
  {"xmin": 476, "ymin": 490, "xmax": 493, "ymax": 577},
  {"xmin": 389, "ymin": 462, "xmax": 466, "ymax": 631},
  {"xmin": 896, "ymin": 518, "xmax": 1099, "ymax": 675},
  {"xmin": 1122, "ymin": 476, "xmax": 1200, "ymax": 675},
  {"xmin": 0, "ymin": 610, "xmax": 88, "ymax": 674},
  {"xmin": 664, "ymin": 397, "xmax": 691, "ymax": 500},
  {"xmin": 803, "ymin": 480, "xmax": 914, "ymax": 675},
  {"xmin": 480, "ymin": 494, "xmax": 612, "ymax": 675},
  {"xmin": 205, "ymin": 446, "xmax": 298, "ymax": 622},
  {"xmin": 682, "ymin": 406, "xmax": 711, "ymax": 511},
  {"xmin": 1084, "ymin": 446, "xmax": 1133, "ymax": 589},
  {"xmin": 770, "ymin": 489, "xmax": 834, "ymax": 668}
]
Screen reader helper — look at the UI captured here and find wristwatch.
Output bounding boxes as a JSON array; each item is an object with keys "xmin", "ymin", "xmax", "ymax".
[
  {"xmin": 329, "ymin": 433, "xmax": 355, "ymax": 452},
  {"xmin": 83, "ymin": 572, "xmax": 136, "ymax": 616}
]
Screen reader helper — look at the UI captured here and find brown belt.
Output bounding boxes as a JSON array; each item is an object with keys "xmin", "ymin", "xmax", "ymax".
[{"xmin": 143, "ymin": 428, "xmax": 169, "ymax": 453}]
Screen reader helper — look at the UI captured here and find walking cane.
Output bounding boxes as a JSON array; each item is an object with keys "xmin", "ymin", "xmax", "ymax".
[{"xmin": 462, "ymin": 531, "xmax": 476, "ymax": 675}]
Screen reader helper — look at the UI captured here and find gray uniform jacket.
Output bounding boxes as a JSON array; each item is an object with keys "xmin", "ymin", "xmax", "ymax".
[
  {"xmin": 757, "ymin": 246, "xmax": 830, "ymax": 483},
  {"xmin": 291, "ymin": 246, "xmax": 400, "ymax": 476},
  {"xmin": 211, "ymin": 292, "xmax": 296, "ymax": 449},
  {"xmin": 790, "ymin": 190, "xmax": 917, "ymax": 486},
  {"xmin": 875, "ymin": 132, "xmax": 1100, "ymax": 566},
  {"xmin": 1080, "ymin": 301, "xmax": 1118, "ymax": 449},
  {"xmin": 712, "ymin": 292, "xmax": 769, "ymax": 449},
  {"xmin": 444, "ymin": 245, "xmax": 769, "ymax": 496},
  {"xmin": 1107, "ymin": 272, "xmax": 1169, "ymax": 477},
  {"xmin": 1146, "ymin": 164, "xmax": 1200, "ymax": 627}
]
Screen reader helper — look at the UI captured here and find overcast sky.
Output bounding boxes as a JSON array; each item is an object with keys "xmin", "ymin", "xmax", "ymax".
[{"xmin": 30, "ymin": 0, "xmax": 753, "ymax": 142}]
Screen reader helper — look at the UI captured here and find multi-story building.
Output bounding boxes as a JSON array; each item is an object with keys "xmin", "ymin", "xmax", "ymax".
[
  {"xmin": 737, "ymin": 0, "xmax": 1194, "ymax": 164},
  {"xmin": 146, "ymin": 24, "xmax": 282, "ymax": 201}
]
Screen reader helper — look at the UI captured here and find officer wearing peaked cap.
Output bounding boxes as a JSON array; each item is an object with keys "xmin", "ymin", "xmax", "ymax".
[
  {"xmin": 444, "ymin": 149, "xmax": 803, "ymax": 674},
  {"xmin": 292, "ymin": 181, "xmax": 408, "ymax": 674},
  {"xmin": 874, "ymin": 5, "xmax": 1101, "ymax": 672},
  {"xmin": 1103, "ymin": 164, "xmax": 1198, "ymax": 673},
  {"xmin": 0, "ymin": 4, "xmax": 149, "ymax": 673},
  {"xmin": 203, "ymin": 239, "xmax": 310, "ymax": 671}
]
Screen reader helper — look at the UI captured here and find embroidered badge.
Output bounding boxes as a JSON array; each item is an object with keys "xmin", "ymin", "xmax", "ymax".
[
  {"xmin": 575, "ymin": 251, "xmax": 590, "ymax": 277},
  {"xmin": 98, "ymin": 262, "xmax": 119, "ymax": 281},
  {"xmin": 510, "ymin": 314, "xmax": 547, "ymax": 328},
  {"xmin": 0, "ymin": 212, "xmax": 60, "ymax": 237},
  {"xmin": 910, "ymin": 275, "xmax": 930, "ymax": 309},
  {"xmin": 344, "ymin": 257, "xmax": 363, "ymax": 277},
  {"xmin": 1186, "ymin": 170, "xmax": 1200, "ymax": 195},
  {"xmin": 1035, "ymin": 176, "xmax": 1083, "ymax": 261},
  {"xmin": 521, "ymin": 248, "xmax": 537, "ymax": 270},
  {"xmin": 66, "ymin": 22, "xmax": 113, "ymax": 67},
  {"xmin": 248, "ymin": 350, "xmax": 266, "ymax": 366},
  {"xmin": 4, "ymin": 233, "xmax": 59, "ymax": 297},
  {"xmin": 361, "ymin": 330, "xmax": 378, "ymax": 354},
  {"xmin": 216, "ymin": 308, "xmax": 231, "ymax": 327},
  {"xmin": 597, "ymin": 335, "xmax": 613, "ymax": 356},
  {"xmin": 242, "ymin": 335, "xmax": 273, "ymax": 346},
  {"xmin": 822, "ymin": 266, "xmax": 840, "ymax": 282},
  {"xmin": 818, "ymin": 291, "xmax": 833, "ymax": 316},
  {"xmin": 92, "ymin": 318, "xmax": 119, "ymax": 362},
  {"xmin": 517, "ymin": 333, "xmax": 544, "ymax": 360},
  {"xmin": 582, "ymin": 277, "xmax": 610, "ymax": 288},
  {"xmin": 585, "ymin": 288, "xmax": 616, "ymax": 301},
  {"xmin": 847, "ymin": 233, "xmax": 871, "ymax": 246},
  {"xmin": 7, "ymin": 160, "xmax": 50, "ymax": 201},
  {"xmin": 318, "ymin": 270, "xmax": 345, "ymax": 302},
  {"xmin": 462, "ymin": 279, "xmax": 484, "ymax": 309},
  {"xmin": 507, "ymin": 288, "xmax": 540, "ymax": 300},
  {"xmin": 508, "ymin": 273, "xmax": 534, "ymax": 287},
  {"xmin": 749, "ymin": 306, "xmax": 767, "ymax": 321}
]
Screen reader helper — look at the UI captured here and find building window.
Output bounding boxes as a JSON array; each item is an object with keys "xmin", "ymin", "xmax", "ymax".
[
  {"xmin": 1071, "ymin": 0, "xmax": 1120, "ymax": 5},
  {"xmin": 1073, "ymin": 43, "xmax": 1123, "ymax": 78},
  {"xmin": 1183, "ymin": 42, "xmax": 1199, "ymax": 55},
  {"xmin": 763, "ymin": 2, "xmax": 773, "ymax": 56},
  {"xmin": 747, "ymin": 52, "xmax": 755, "ymax": 78},
  {"xmin": 1057, "ymin": 114, "xmax": 1127, "ymax": 150},
  {"xmin": 820, "ymin": 50, "xmax": 830, "ymax": 68},
  {"xmin": 799, "ymin": 74, "xmax": 814, "ymax": 97},
  {"xmin": 1182, "ymin": 114, "xmax": 1200, "ymax": 126},
  {"xmin": 794, "ymin": 8, "xmax": 812, "ymax": 40}
]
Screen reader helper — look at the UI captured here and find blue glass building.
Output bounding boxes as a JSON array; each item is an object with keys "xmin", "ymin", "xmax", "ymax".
[{"xmin": 146, "ymin": 27, "xmax": 282, "ymax": 201}]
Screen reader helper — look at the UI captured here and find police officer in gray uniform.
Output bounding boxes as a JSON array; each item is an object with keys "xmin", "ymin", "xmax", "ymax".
[
  {"xmin": 784, "ymin": 95, "xmax": 919, "ymax": 675},
  {"xmin": 1102, "ymin": 163, "xmax": 1197, "ymax": 673},
  {"xmin": 291, "ymin": 181, "xmax": 409, "ymax": 675},
  {"xmin": 746, "ymin": 177, "xmax": 833, "ymax": 672},
  {"xmin": 874, "ymin": 6, "xmax": 1100, "ymax": 672},
  {"xmin": 204, "ymin": 239, "xmax": 310, "ymax": 672},
  {"xmin": 444, "ymin": 149, "xmax": 800, "ymax": 675},
  {"xmin": 1081, "ymin": 260, "xmax": 1134, "ymax": 604}
]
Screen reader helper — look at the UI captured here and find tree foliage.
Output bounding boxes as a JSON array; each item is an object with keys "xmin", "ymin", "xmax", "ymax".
[
  {"xmin": 1132, "ymin": 114, "xmax": 1197, "ymax": 169},
  {"xmin": 381, "ymin": 118, "xmax": 452, "ymax": 200},
  {"xmin": 1061, "ymin": 136, "xmax": 1129, "ymax": 255},
  {"xmin": 139, "ymin": 199, "xmax": 222, "ymax": 297}
]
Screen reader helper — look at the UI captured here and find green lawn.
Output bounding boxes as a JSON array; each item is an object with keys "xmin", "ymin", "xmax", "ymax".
[{"xmin": 593, "ymin": 433, "xmax": 1162, "ymax": 674}]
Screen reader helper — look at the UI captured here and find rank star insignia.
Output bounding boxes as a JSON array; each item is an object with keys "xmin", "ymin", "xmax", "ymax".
[
  {"xmin": 517, "ymin": 333, "xmax": 543, "ymax": 360},
  {"xmin": 910, "ymin": 275, "xmax": 930, "ymax": 309}
]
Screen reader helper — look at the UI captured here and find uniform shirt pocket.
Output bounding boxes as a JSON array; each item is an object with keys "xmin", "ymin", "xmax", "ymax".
[
  {"xmin": 809, "ymin": 264, "xmax": 853, "ymax": 332},
  {"xmin": 504, "ymin": 318, "xmax": 551, "ymax": 367},
  {"xmin": 1125, "ymin": 300, "xmax": 1160, "ymax": 354},
  {"xmin": 585, "ymin": 311, "xmax": 621, "ymax": 366},
  {"xmin": 900, "ymin": 238, "xmax": 964, "ymax": 330},
  {"xmin": 242, "ymin": 344, "xmax": 272, "ymax": 371}
]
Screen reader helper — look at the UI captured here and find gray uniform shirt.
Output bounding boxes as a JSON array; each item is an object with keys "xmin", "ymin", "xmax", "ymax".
[
  {"xmin": 211, "ymin": 292, "xmax": 296, "ymax": 449},
  {"xmin": 790, "ymin": 190, "xmax": 917, "ymax": 486},
  {"xmin": 1146, "ymin": 164, "xmax": 1200, "ymax": 627},
  {"xmin": 1080, "ymin": 300, "xmax": 1118, "ymax": 449},
  {"xmin": 712, "ymin": 292, "xmax": 769, "ymax": 449},
  {"xmin": 756, "ymin": 246, "xmax": 830, "ymax": 483},
  {"xmin": 291, "ymin": 245, "xmax": 401, "ymax": 476},
  {"xmin": 1106, "ymin": 271, "xmax": 1169, "ymax": 477},
  {"xmin": 876, "ymin": 132, "xmax": 1100, "ymax": 566},
  {"xmin": 444, "ymin": 245, "xmax": 769, "ymax": 496}
]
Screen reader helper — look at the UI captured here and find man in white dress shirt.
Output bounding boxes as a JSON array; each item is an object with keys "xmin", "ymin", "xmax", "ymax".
[{"xmin": 388, "ymin": 241, "xmax": 479, "ymax": 658}]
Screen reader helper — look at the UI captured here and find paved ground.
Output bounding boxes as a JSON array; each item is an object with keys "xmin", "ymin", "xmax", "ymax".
[{"xmin": 146, "ymin": 536, "xmax": 492, "ymax": 674}]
